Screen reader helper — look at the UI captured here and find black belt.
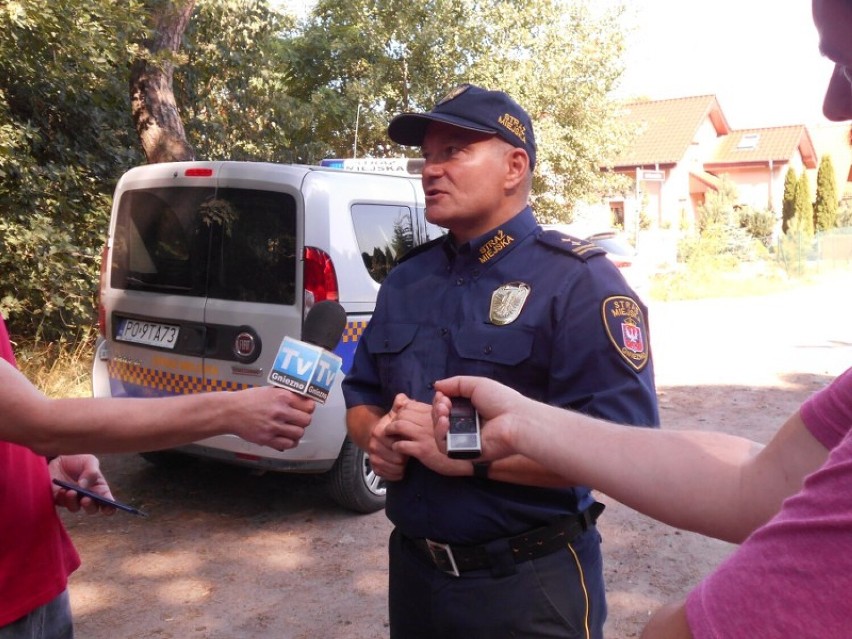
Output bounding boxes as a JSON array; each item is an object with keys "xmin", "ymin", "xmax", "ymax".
[{"xmin": 408, "ymin": 502, "xmax": 605, "ymax": 577}]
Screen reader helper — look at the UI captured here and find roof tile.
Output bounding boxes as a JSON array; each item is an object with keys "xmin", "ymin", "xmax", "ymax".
[{"xmin": 610, "ymin": 95, "xmax": 729, "ymax": 168}]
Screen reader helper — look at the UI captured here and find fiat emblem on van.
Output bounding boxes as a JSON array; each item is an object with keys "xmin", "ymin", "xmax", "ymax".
[{"xmin": 234, "ymin": 331, "xmax": 257, "ymax": 359}]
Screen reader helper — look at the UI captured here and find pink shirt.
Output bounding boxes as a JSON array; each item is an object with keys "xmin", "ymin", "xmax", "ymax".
[{"xmin": 686, "ymin": 367, "xmax": 852, "ymax": 638}]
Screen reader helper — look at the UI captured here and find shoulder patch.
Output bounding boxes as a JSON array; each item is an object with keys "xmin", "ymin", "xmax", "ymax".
[
  {"xmin": 537, "ymin": 229, "xmax": 606, "ymax": 262},
  {"xmin": 601, "ymin": 296, "xmax": 649, "ymax": 372},
  {"xmin": 397, "ymin": 236, "xmax": 445, "ymax": 265}
]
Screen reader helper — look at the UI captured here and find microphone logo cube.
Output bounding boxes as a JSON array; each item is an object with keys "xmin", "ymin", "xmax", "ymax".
[
  {"xmin": 268, "ymin": 337, "xmax": 323, "ymax": 395},
  {"xmin": 305, "ymin": 350, "xmax": 342, "ymax": 403},
  {"xmin": 267, "ymin": 336, "xmax": 342, "ymax": 404}
]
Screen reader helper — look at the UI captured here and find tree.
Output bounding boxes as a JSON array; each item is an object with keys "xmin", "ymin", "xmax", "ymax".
[
  {"xmin": 176, "ymin": 0, "xmax": 313, "ymax": 162},
  {"xmin": 696, "ymin": 175, "xmax": 738, "ymax": 231},
  {"xmin": 130, "ymin": 0, "xmax": 197, "ymax": 163},
  {"xmin": 813, "ymin": 154, "xmax": 838, "ymax": 232},
  {"xmin": 1, "ymin": 0, "xmax": 633, "ymax": 341},
  {"xmin": 781, "ymin": 166, "xmax": 797, "ymax": 234},
  {"xmin": 0, "ymin": 0, "xmax": 145, "ymax": 339},
  {"xmin": 286, "ymin": 0, "xmax": 631, "ymax": 213},
  {"xmin": 793, "ymin": 170, "xmax": 814, "ymax": 237},
  {"xmin": 737, "ymin": 206, "xmax": 776, "ymax": 249}
]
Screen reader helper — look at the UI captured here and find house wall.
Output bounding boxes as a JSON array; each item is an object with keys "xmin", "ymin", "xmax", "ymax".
[
  {"xmin": 720, "ymin": 165, "xmax": 780, "ymax": 212},
  {"xmin": 617, "ymin": 118, "xmax": 726, "ymax": 232}
]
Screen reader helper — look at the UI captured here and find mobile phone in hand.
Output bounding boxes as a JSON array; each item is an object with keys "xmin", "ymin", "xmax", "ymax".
[
  {"xmin": 52, "ymin": 479, "xmax": 148, "ymax": 517},
  {"xmin": 446, "ymin": 397, "xmax": 482, "ymax": 459}
]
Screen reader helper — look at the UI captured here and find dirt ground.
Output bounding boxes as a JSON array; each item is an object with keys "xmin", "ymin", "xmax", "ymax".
[{"xmin": 61, "ymin": 270, "xmax": 852, "ymax": 638}]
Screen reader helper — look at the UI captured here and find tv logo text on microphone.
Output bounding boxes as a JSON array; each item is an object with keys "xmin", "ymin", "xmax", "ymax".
[{"xmin": 268, "ymin": 337, "xmax": 343, "ymax": 404}]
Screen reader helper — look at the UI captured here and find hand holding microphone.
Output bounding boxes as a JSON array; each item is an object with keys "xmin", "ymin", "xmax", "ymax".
[{"xmin": 267, "ymin": 301, "xmax": 348, "ymax": 404}]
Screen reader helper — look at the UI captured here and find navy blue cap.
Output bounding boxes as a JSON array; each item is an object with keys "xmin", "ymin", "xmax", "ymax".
[{"xmin": 388, "ymin": 84, "xmax": 536, "ymax": 170}]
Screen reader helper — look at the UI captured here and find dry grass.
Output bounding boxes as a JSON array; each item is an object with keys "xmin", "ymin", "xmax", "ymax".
[
  {"xmin": 648, "ymin": 259, "xmax": 848, "ymax": 302},
  {"xmin": 15, "ymin": 329, "xmax": 97, "ymax": 399}
]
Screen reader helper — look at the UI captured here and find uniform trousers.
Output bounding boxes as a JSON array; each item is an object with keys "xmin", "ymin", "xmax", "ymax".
[{"xmin": 388, "ymin": 525, "xmax": 606, "ymax": 639}]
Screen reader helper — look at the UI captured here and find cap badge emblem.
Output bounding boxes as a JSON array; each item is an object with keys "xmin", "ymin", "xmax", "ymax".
[
  {"xmin": 437, "ymin": 83, "xmax": 471, "ymax": 106},
  {"xmin": 490, "ymin": 282, "xmax": 531, "ymax": 326}
]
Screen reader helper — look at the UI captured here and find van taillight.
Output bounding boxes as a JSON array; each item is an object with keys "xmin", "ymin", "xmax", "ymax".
[
  {"xmin": 97, "ymin": 244, "xmax": 109, "ymax": 338},
  {"xmin": 303, "ymin": 246, "xmax": 339, "ymax": 304}
]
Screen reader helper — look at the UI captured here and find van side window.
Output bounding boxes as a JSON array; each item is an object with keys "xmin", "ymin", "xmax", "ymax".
[{"xmin": 351, "ymin": 203, "xmax": 445, "ymax": 284}]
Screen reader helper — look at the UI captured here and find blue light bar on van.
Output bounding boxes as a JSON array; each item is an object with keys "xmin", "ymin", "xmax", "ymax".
[
  {"xmin": 185, "ymin": 168, "xmax": 214, "ymax": 177},
  {"xmin": 319, "ymin": 158, "xmax": 423, "ymax": 175}
]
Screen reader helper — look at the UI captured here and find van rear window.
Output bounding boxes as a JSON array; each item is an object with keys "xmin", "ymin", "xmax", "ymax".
[{"xmin": 111, "ymin": 187, "xmax": 297, "ymax": 305}]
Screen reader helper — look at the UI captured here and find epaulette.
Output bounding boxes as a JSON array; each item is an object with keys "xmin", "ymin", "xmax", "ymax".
[
  {"xmin": 536, "ymin": 229, "xmax": 605, "ymax": 262},
  {"xmin": 397, "ymin": 235, "xmax": 445, "ymax": 265}
]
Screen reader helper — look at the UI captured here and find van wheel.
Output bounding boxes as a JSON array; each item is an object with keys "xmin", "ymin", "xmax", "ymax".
[
  {"xmin": 139, "ymin": 451, "xmax": 194, "ymax": 470},
  {"xmin": 326, "ymin": 438, "xmax": 386, "ymax": 514}
]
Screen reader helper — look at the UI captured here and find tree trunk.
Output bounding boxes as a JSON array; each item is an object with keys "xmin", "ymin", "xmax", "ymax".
[{"xmin": 130, "ymin": 0, "xmax": 196, "ymax": 163}]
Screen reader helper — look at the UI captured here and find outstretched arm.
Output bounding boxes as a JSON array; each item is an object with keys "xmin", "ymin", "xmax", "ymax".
[
  {"xmin": 0, "ymin": 359, "xmax": 316, "ymax": 456},
  {"xmin": 432, "ymin": 376, "xmax": 828, "ymax": 543}
]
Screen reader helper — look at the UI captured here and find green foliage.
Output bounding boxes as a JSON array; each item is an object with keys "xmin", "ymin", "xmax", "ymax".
[
  {"xmin": 696, "ymin": 175, "xmax": 738, "ymax": 231},
  {"xmin": 679, "ymin": 176, "xmax": 768, "ymax": 275},
  {"xmin": 15, "ymin": 328, "xmax": 97, "ymax": 398},
  {"xmin": 465, "ymin": 0, "xmax": 632, "ymax": 217},
  {"xmin": 737, "ymin": 205, "xmax": 776, "ymax": 249},
  {"xmin": 2, "ymin": 0, "xmax": 632, "ymax": 341},
  {"xmin": 678, "ymin": 222, "xmax": 759, "ymax": 266},
  {"xmin": 814, "ymin": 153, "xmax": 838, "ymax": 231},
  {"xmin": 649, "ymin": 261, "xmax": 788, "ymax": 302},
  {"xmin": 777, "ymin": 227, "xmax": 814, "ymax": 277},
  {"xmin": 286, "ymin": 0, "xmax": 632, "ymax": 212},
  {"xmin": 177, "ymin": 0, "xmax": 318, "ymax": 161},
  {"xmin": 0, "ymin": 0, "xmax": 146, "ymax": 339},
  {"xmin": 284, "ymin": 0, "xmax": 482, "ymax": 161},
  {"xmin": 781, "ymin": 166, "xmax": 797, "ymax": 234},
  {"xmin": 793, "ymin": 170, "xmax": 814, "ymax": 236}
]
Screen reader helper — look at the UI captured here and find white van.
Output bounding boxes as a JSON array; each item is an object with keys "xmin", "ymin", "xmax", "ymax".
[{"xmin": 92, "ymin": 160, "xmax": 439, "ymax": 513}]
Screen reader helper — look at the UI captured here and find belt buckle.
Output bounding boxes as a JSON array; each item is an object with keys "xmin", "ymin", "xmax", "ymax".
[{"xmin": 425, "ymin": 539, "xmax": 460, "ymax": 577}]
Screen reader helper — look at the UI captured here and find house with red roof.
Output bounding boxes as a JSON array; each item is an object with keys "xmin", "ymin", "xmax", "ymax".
[{"xmin": 601, "ymin": 95, "xmax": 850, "ymax": 236}]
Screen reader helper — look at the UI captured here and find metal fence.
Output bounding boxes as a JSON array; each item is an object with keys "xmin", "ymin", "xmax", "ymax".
[{"xmin": 775, "ymin": 226, "xmax": 852, "ymax": 274}]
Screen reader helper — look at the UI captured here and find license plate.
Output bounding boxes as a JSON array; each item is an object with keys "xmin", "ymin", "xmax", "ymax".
[{"xmin": 116, "ymin": 318, "xmax": 180, "ymax": 349}]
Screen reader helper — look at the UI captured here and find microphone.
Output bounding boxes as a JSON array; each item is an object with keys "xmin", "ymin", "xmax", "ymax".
[
  {"xmin": 301, "ymin": 300, "xmax": 347, "ymax": 351},
  {"xmin": 267, "ymin": 301, "xmax": 347, "ymax": 404}
]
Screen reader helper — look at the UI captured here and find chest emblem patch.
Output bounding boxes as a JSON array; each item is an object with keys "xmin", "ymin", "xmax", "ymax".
[
  {"xmin": 601, "ymin": 296, "xmax": 649, "ymax": 371},
  {"xmin": 490, "ymin": 282, "xmax": 531, "ymax": 326}
]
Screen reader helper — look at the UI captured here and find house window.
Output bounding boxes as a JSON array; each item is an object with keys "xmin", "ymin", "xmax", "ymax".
[
  {"xmin": 610, "ymin": 202, "xmax": 625, "ymax": 227},
  {"xmin": 737, "ymin": 134, "xmax": 760, "ymax": 150}
]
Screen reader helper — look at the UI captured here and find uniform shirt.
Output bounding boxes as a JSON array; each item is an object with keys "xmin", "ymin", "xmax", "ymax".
[
  {"xmin": 343, "ymin": 207, "xmax": 659, "ymax": 544},
  {"xmin": 686, "ymin": 367, "xmax": 852, "ymax": 638}
]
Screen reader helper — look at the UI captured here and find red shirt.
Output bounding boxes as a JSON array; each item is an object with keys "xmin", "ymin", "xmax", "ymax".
[{"xmin": 0, "ymin": 318, "xmax": 80, "ymax": 625}]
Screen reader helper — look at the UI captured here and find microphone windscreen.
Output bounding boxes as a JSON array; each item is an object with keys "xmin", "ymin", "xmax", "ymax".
[{"xmin": 302, "ymin": 301, "xmax": 347, "ymax": 351}]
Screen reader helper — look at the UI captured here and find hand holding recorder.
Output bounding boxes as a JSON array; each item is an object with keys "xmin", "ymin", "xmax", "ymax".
[{"xmin": 432, "ymin": 376, "xmax": 530, "ymax": 463}]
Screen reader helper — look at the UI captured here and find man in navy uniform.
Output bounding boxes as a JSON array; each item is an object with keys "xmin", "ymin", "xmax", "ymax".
[{"xmin": 343, "ymin": 84, "xmax": 659, "ymax": 639}]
